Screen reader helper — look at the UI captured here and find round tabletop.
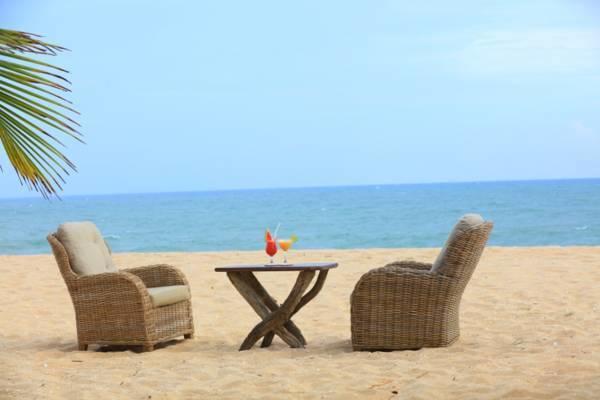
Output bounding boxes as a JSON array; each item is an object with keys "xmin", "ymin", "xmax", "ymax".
[{"xmin": 215, "ymin": 262, "xmax": 338, "ymax": 272}]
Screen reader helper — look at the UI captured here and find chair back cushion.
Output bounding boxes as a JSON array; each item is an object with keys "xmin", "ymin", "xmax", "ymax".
[
  {"xmin": 56, "ymin": 221, "xmax": 116, "ymax": 276},
  {"xmin": 432, "ymin": 214, "xmax": 491, "ymax": 279}
]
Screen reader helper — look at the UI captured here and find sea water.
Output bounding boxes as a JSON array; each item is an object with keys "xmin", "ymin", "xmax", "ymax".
[{"xmin": 1, "ymin": 179, "xmax": 599, "ymax": 255}]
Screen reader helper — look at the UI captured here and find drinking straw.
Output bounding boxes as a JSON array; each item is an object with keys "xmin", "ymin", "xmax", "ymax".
[{"xmin": 273, "ymin": 222, "xmax": 281, "ymax": 239}]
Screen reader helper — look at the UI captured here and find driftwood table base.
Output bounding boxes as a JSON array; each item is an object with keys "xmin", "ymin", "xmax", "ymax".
[{"xmin": 216, "ymin": 263, "xmax": 337, "ymax": 351}]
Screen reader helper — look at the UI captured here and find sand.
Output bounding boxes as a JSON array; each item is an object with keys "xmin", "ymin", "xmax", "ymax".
[{"xmin": 1, "ymin": 246, "xmax": 600, "ymax": 399}]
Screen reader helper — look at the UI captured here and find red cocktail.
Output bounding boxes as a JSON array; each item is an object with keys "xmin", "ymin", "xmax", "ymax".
[{"xmin": 265, "ymin": 229, "xmax": 278, "ymax": 263}]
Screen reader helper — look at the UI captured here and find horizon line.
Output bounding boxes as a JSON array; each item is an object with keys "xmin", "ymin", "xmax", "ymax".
[{"xmin": 1, "ymin": 176, "xmax": 599, "ymax": 201}]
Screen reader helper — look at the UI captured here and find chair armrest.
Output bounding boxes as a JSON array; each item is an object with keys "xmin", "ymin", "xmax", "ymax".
[
  {"xmin": 351, "ymin": 266, "xmax": 452, "ymax": 306},
  {"xmin": 382, "ymin": 261, "xmax": 432, "ymax": 271},
  {"xmin": 122, "ymin": 264, "xmax": 189, "ymax": 288},
  {"xmin": 74, "ymin": 271, "xmax": 153, "ymax": 311}
]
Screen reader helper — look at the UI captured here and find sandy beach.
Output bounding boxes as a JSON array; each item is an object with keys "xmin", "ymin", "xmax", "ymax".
[{"xmin": 1, "ymin": 246, "xmax": 600, "ymax": 399}]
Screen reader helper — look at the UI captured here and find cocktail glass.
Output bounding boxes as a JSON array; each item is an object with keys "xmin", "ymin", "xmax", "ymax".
[
  {"xmin": 265, "ymin": 229, "xmax": 278, "ymax": 263},
  {"xmin": 265, "ymin": 240, "xmax": 277, "ymax": 263},
  {"xmin": 278, "ymin": 235, "xmax": 297, "ymax": 263}
]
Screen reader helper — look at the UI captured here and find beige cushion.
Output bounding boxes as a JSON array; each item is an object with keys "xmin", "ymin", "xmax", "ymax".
[
  {"xmin": 56, "ymin": 221, "xmax": 117, "ymax": 276},
  {"xmin": 147, "ymin": 285, "xmax": 191, "ymax": 307},
  {"xmin": 432, "ymin": 214, "xmax": 485, "ymax": 273}
]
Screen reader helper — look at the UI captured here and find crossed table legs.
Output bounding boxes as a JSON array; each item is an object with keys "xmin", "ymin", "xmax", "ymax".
[{"xmin": 226, "ymin": 270, "xmax": 329, "ymax": 351}]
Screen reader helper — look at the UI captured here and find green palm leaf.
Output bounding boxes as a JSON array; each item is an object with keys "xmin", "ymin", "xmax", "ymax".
[{"xmin": 0, "ymin": 29, "xmax": 80, "ymax": 198}]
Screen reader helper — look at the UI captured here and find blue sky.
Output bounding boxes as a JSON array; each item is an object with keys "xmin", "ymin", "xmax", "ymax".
[{"xmin": 0, "ymin": 0, "xmax": 599, "ymax": 198}]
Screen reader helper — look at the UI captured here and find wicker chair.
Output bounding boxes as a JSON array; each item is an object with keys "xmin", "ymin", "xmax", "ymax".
[
  {"xmin": 47, "ymin": 222, "xmax": 194, "ymax": 351},
  {"xmin": 351, "ymin": 214, "xmax": 493, "ymax": 351}
]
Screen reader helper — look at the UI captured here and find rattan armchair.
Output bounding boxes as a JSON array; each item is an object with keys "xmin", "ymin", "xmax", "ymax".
[
  {"xmin": 48, "ymin": 228, "xmax": 194, "ymax": 352},
  {"xmin": 351, "ymin": 214, "xmax": 493, "ymax": 351}
]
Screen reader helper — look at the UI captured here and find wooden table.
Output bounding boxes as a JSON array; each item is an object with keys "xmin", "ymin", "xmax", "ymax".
[{"xmin": 215, "ymin": 262, "xmax": 338, "ymax": 351}]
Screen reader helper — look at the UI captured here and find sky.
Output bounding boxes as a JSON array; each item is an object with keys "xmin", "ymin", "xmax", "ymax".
[{"xmin": 0, "ymin": 0, "xmax": 599, "ymax": 198}]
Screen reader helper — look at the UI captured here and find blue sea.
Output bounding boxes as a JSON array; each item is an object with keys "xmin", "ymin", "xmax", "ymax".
[{"xmin": 1, "ymin": 179, "xmax": 599, "ymax": 255}]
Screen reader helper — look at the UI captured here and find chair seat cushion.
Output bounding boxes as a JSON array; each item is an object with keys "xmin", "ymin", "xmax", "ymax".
[{"xmin": 147, "ymin": 285, "xmax": 191, "ymax": 307}]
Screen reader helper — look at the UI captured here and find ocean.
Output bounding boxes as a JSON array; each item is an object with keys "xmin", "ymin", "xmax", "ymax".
[{"xmin": 1, "ymin": 179, "xmax": 599, "ymax": 255}]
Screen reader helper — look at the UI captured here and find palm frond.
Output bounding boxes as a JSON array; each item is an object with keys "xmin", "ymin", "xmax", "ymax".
[{"xmin": 0, "ymin": 29, "xmax": 80, "ymax": 198}]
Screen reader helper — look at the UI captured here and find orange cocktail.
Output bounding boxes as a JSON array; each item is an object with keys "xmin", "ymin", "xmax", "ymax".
[{"xmin": 278, "ymin": 235, "xmax": 297, "ymax": 263}]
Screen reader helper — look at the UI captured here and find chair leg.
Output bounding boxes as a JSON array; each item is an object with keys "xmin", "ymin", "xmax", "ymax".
[
  {"xmin": 78, "ymin": 343, "xmax": 88, "ymax": 351},
  {"xmin": 184, "ymin": 333, "xmax": 194, "ymax": 339},
  {"xmin": 143, "ymin": 344, "xmax": 154, "ymax": 352}
]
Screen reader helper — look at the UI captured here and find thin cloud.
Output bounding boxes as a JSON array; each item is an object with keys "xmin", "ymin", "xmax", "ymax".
[
  {"xmin": 572, "ymin": 121, "xmax": 599, "ymax": 142},
  {"xmin": 456, "ymin": 28, "xmax": 600, "ymax": 76}
]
